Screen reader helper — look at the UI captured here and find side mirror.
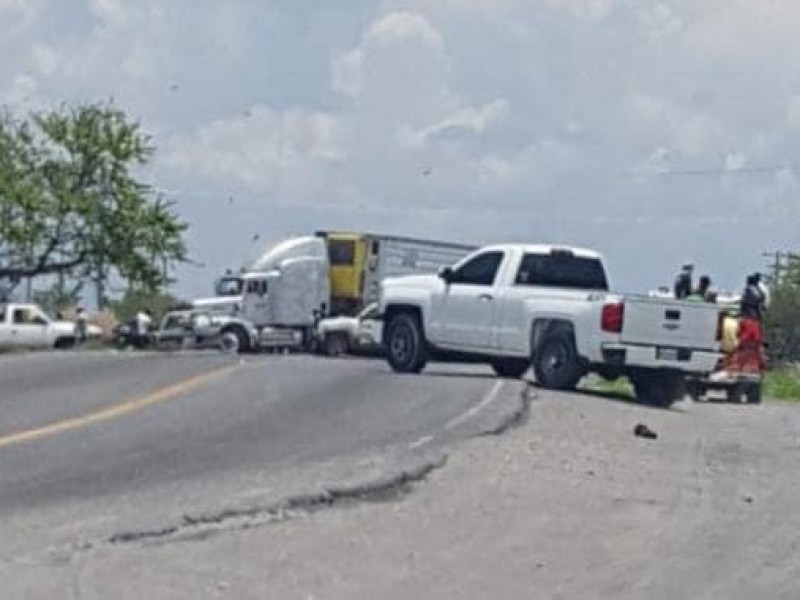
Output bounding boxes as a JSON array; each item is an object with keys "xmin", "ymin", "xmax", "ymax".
[{"xmin": 439, "ymin": 266, "xmax": 454, "ymax": 283}]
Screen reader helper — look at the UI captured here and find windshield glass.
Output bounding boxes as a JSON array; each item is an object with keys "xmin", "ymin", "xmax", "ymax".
[
  {"xmin": 515, "ymin": 253, "xmax": 609, "ymax": 291},
  {"xmin": 215, "ymin": 276, "xmax": 243, "ymax": 297}
]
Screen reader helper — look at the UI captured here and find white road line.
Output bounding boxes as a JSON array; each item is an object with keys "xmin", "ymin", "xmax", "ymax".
[
  {"xmin": 409, "ymin": 435, "xmax": 434, "ymax": 450},
  {"xmin": 444, "ymin": 380, "xmax": 505, "ymax": 431}
]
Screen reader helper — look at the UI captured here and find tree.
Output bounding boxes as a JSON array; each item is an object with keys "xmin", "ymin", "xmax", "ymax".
[
  {"xmin": 108, "ymin": 288, "xmax": 184, "ymax": 325},
  {"xmin": 764, "ymin": 256, "xmax": 800, "ymax": 363},
  {"xmin": 0, "ymin": 102, "xmax": 187, "ymax": 306}
]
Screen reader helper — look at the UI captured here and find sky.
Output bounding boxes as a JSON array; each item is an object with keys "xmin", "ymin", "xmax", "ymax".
[{"xmin": 2, "ymin": 0, "xmax": 800, "ymax": 298}]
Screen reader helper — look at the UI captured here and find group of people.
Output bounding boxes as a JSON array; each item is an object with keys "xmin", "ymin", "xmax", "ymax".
[
  {"xmin": 673, "ymin": 265, "xmax": 769, "ymax": 319},
  {"xmin": 673, "ymin": 265, "xmax": 717, "ymax": 303},
  {"xmin": 674, "ymin": 264, "xmax": 768, "ymax": 374}
]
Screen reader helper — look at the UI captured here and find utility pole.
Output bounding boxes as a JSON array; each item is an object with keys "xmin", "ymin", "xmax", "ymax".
[{"xmin": 762, "ymin": 251, "xmax": 800, "ymax": 285}]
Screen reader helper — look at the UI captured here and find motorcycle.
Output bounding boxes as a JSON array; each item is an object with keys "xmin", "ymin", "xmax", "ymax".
[{"xmin": 112, "ymin": 320, "xmax": 154, "ymax": 350}]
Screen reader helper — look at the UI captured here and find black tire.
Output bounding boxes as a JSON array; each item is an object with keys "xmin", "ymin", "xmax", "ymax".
[
  {"xmin": 324, "ymin": 333, "xmax": 349, "ymax": 357},
  {"xmin": 222, "ymin": 325, "xmax": 250, "ymax": 354},
  {"xmin": 745, "ymin": 381, "xmax": 762, "ymax": 405},
  {"xmin": 726, "ymin": 384, "xmax": 745, "ymax": 404},
  {"xmin": 385, "ymin": 313, "xmax": 428, "ymax": 374},
  {"xmin": 686, "ymin": 379, "xmax": 703, "ymax": 402},
  {"xmin": 533, "ymin": 333, "xmax": 582, "ymax": 390},
  {"xmin": 491, "ymin": 358, "xmax": 530, "ymax": 379},
  {"xmin": 54, "ymin": 337, "xmax": 76, "ymax": 350},
  {"xmin": 632, "ymin": 370, "xmax": 685, "ymax": 408}
]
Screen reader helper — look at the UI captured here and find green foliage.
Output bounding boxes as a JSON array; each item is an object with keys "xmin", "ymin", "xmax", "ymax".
[
  {"xmin": 109, "ymin": 288, "xmax": 183, "ymax": 324},
  {"xmin": 33, "ymin": 281, "xmax": 82, "ymax": 317},
  {"xmin": 763, "ymin": 369, "xmax": 800, "ymax": 402},
  {"xmin": 0, "ymin": 102, "xmax": 188, "ymax": 306},
  {"xmin": 765, "ymin": 257, "xmax": 800, "ymax": 363}
]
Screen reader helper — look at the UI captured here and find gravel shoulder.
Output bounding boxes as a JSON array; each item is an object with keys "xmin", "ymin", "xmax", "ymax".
[{"xmin": 5, "ymin": 388, "xmax": 800, "ymax": 599}]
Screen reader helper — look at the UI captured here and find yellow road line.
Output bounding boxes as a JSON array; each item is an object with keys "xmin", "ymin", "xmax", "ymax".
[{"xmin": 0, "ymin": 363, "xmax": 240, "ymax": 450}]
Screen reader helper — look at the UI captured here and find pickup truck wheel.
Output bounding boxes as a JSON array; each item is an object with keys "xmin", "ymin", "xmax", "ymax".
[
  {"xmin": 324, "ymin": 333, "xmax": 349, "ymax": 357},
  {"xmin": 54, "ymin": 337, "xmax": 76, "ymax": 350},
  {"xmin": 385, "ymin": 313, "xmax": 428, "ymax": 374},
  {"xmin": 534, "ymin": 333, "xmax": 581, "ymax": 390},
  {"xmin": 491, "ymin": 358, "xmax": 530, "ymax": 379},
  {"xmin": 632, "ymin": 371, "xmax": 685, "ymax": 408}
]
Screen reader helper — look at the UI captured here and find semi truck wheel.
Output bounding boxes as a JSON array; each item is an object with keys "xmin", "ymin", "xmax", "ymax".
[
  {"xmin": 385, "ymin": 313, "xmax": 428, "ymax": 374},
  {"xmin": 220, "ymin": 325, "xmax": 250, "ymax": 354},
  {"xmin": 533, "ymin": 333, "xmax": 581, "ymax": 390}
]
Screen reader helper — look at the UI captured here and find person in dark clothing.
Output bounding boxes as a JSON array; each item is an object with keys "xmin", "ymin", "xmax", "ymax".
[
  {"xmin": 736, "ymin": 274, "xmax": 768, "ymax": 373},
  {"xmin": 687, "ymin": 275, "xmax": 715, "ymax": 302},
  {"xmin": 740, "ymin": 274, "xmax": 765, "ymax": 322},
  {"xmin": 674, "ymin": 264, "xmax": 693, "ymax": 299}
]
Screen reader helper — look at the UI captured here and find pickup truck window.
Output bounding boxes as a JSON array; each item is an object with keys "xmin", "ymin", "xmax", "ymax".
[
  {"xmin": 515, "ymin": 253, "xmax": 609, "ymax": 291},
  {"xmin": 13, "ymin": 308, "xmax": 32, "ymax": 324},
  {"xmin": 451, "ymin": 251, "xmax": 504, "ymax": 286}
]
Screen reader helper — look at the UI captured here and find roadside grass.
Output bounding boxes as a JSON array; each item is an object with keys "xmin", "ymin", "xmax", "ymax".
[
  {"xmin": 583, "ymin": 376, "xmax": 634, "ymax": 400},
  {"xmin": 586, "ymin": 370, "xmax": 800, "ymax": 403},
  {"xmin": 764, "ymin": 368, "xmax": 800, "ymax": 403}
]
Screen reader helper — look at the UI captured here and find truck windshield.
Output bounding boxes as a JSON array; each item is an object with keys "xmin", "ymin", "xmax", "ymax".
[
  {"xmin": 215, "ymin": 276, "xmax": 243, "ymax": 297},
  {"xmin": 328, "ymin": 240, "xmax": 356, "ymax": 266},
  {"xmin": 516, "ymin": 253, "xmax": 609, "ymax": 291}
]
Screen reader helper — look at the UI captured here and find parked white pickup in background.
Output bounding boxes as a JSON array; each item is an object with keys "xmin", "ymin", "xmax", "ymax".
[{"xmin": 0, "ymin": 303, "xmax": 100, "ymax": 350}]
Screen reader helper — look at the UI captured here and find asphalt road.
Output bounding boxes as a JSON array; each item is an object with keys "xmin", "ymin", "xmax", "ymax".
[{"xmin": 0, "ymin": 350, "xmax": 525, "ymax": 555}]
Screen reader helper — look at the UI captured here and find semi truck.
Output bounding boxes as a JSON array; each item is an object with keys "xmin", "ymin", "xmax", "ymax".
[{"xmin": 197, "ymin": 231, "xmax": 476, "ymax": 353}]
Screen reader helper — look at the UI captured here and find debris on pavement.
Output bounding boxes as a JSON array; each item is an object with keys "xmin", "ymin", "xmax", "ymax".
[{"xmin": 633, "ymin": 423, "xmax": 658, "ymax": 440}]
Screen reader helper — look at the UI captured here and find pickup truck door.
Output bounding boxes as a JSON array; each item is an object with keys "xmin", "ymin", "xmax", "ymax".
[
  {"xmin": 429, "ymin": 251, "xmax": 504, "ymax": 350},
  {"xmin": 8, "ymin": 307, "xmax": 48, "ymax": 347}
]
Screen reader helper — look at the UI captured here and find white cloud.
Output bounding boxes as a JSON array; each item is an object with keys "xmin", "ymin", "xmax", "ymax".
[
  {"xmin": 164, "ymin": 106, "xmax": 345, "ymax": 194},
  {"xmin": 3, "ymin": 0, "xmax": 800, "ymax": 294},
  {"xmin": 396, "ymin": 99, "xmax": 510, "ymax": 147}
]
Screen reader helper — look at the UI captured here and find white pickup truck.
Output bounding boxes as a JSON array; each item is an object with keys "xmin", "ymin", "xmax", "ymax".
[
  {"xmin": 379, "ymin": 244, "xmax": 724, "ymax": 407},
  {"xmin": 0, "ymin": 303, "xmax": 99, "ymax": 349}
]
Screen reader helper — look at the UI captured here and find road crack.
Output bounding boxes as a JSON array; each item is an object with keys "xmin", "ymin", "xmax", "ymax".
[{"xmin": 107, "ymin": 456, "xmax": 447, "ymax": 546}]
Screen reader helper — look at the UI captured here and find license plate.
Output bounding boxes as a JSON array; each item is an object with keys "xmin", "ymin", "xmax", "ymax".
[{"xmin": 657, "ymin": 348, "xmax": 679, "ymax": 361}]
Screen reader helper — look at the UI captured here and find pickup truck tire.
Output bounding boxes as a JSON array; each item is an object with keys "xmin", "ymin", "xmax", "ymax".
[
  {"xmin": 533, "ymin": 333, "xmax": 581, "ymax": 390},
  {"xmin": 385, "ymin": 313, "xmax": 428, "ymax": 374},
  {"xmin": 54, "ymin": 337, "xmax": 76, "ymax": 350},
  {"xmin": 491, "ymin": 358, "xmax": 530, "ymax": 379},
  {"xmin": 745, "ymin": 381, "xmax": 762, "ymax": 405},
  {"xmin": 631, "ymin": 370, "xmax": 685, "ymax": 408}
]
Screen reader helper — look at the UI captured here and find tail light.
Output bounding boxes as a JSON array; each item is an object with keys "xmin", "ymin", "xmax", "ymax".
[{"xmin": 601, "ymin": 302, "xmax": 624, "ymax": 333}]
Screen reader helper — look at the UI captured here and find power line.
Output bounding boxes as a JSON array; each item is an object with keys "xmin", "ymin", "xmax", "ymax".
[{"xmin": 627, "ymin": 164, "xmax": 797, "ymax": 179}]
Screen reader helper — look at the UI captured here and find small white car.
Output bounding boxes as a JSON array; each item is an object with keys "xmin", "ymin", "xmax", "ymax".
[{"xmin": 316, "ymin": 303, "xmax": 383, "ymax": 356}]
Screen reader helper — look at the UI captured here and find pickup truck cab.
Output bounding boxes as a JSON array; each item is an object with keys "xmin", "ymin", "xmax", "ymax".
[
  {"xmin": 379, "ymin": 244, "xmax": 723, "ymax": 407},
  {"xmin": 0, "ymin": 303, "xmax": 95, "ymax": 349}
]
